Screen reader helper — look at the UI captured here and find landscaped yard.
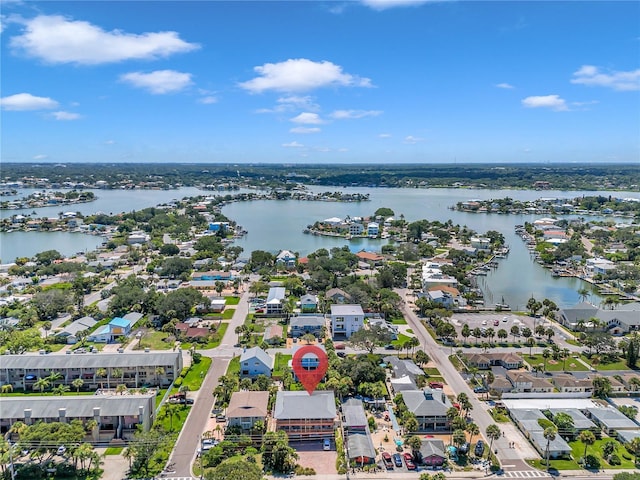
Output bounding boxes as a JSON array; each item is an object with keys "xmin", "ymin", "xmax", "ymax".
[
  {"xmin": 524, "ymin": 354, "xmax": 589, "ymax": 372},
  {"xmin": 528, "ymin": 437, "xmax": 636, "ymax": 470},
  {"xmin": 180, "ymin": 356, "xmax": 212, "ymax": 390},
  {"xmin": 581, "ymin": 354, "xmax": 629, "ymax": 371},
  {"xmin": 392, "ymin": 333, "xmax": 411, "ymax": 348},
  {"xmin": 180, "ymin": 323, "xmax": 229, "ymax": 350},
  {"xmin": 134, "ymin": 330, "xmax": 173, "ymax": 350},
  {"xmin": 225, "ymin": 296, "xmax": 240, "ymax": 305}
]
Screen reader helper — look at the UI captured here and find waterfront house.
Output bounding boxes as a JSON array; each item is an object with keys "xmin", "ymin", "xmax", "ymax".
[
  {"xmin": 366, "ymin": 222, "xmax": 379, "ymax": 236},
  {"xmin": 239, "ymin": 347, "xmax": 273, "ymax": 378},
  {"xmin": 470, "ymin": 237, "xmax": 491, "ymax": 250},
  {"xmin": 330, "ymin": 304, "xmax": 364, "ymax": 339},
  {"xmin": 355, "ymin": 250, "xmax": 384, "ymax": 265},
  {"xmin": 266, "ymin": 287, "xmax": 286, "ymax": 315},
  {"xmin": 348, "ymin": 223, "xmax": 364, "ymax": 236},
  {"xmin": 402, "ymin": 389, "xmax": 451, "ymax": 432},
  {"xmin": 226, "ymin": 390, "xmax": 269, "ymax": 431},
  {"xmin": 558, "ymin": 302, "xmax": 640, "ymax": 334},
  {"xmin": 275, "ymin": 250, "xmax": 297, "ymax": 269},
  {"xmin": 273, "ymin": 390, "xmax": 337, "ymax": 439},
  {"xmin": 289, "ymin": 315, "xmax": 325, "ymax": 338}
]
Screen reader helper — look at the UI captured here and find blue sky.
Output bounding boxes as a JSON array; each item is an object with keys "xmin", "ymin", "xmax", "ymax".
[{"xmin": 1, "ymin": 1, "xmax": 639, "ymax": 164}]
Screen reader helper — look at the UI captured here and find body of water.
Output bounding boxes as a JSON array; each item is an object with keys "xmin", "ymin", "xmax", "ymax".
[{"xmin": 2, "ymin": 185, "xmax": 638, "ymax": 309}]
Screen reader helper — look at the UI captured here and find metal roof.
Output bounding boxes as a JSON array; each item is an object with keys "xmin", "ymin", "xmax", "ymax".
[
  {"xmin": 274, "ymin": 391, "xmax": 336, "ymax": 420},
  {"xmin": 0, "ymin": 351, "xmax": 181, "ymax": 370}
]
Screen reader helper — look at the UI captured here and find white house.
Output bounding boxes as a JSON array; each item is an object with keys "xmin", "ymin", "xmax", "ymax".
[
  {"xmin": 470, "ymin": 237, "xmax": 491, "ymax": 250},
  {"xmin": 366, "ymin": 222, "xmax": 379, "ymax": 236},
  {"xmin": 331, "ymin": 304, "xmax": 364, "ymax": 339},
  {"xmin": 275, "ymin": 250, "xmax": 297, "ymax": 269},
  {"xmin": 266, "ymin": 287, "xmax": 286, "ymax": 315}
]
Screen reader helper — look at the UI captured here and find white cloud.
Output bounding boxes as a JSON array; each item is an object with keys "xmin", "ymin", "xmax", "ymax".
[
  {"xmin": 256, "ymin": 95, "xmax": 320, "ymax": 114},
  {"xmin": 104, "ymin": 140, "xmax": 116, "ymax": 145},
  {"xmin": 379, "ymin": 133, "xmax": 392, "ymax": 138},
  {"xmin": 10, "ymin": 14, "xmax": 199, "ymax": 65},
  {"xmin": 360, "ymin": 0, "xmax": 439, "ymax": 11},
  {"xmin": 33, "ymin": 154, "xmax": 48, "ymax": 160},
  {"xmin": 290, "ymin": 112, "xmax": 324, "ymax": 124},
  {"xmin": 404, "ymin": 135, "xmax": 424, "ymax": 144},
  {"xmin": 282, "ymin": 141, "xmax": 304, "ymax": 148},
  {"xmin": 0, "ymin": 92, "xmax": 58, "ymax": 110},
  {"xmin": 330, "ymin": 109, "xmax": 382, "ymax": 119},
  {"xmin": 239, "ymin": 58, "xmax": 372, "ymax": 93},
  {"xmin": 120, "ymin": 70, "xmax": 193, "ymax": 94},
  {"xmin": 50, "ymin": 111, "xmax": 81, "ymax": 120},
  {"xmin": 571, "ymin": 65, "xmax": 640, "ymax": 91},
  {"xmin": 198, "ymin": 96, "xmax": 218, "ymax": 104},
  {"xmin": 521, "ymin": 95, "xmax": 568, "ymax": 111},
  {"xmin": 496, "ymin": 83, "xmax": 515, "ymax": 89},
  {"xmin": 290, "ymin": 127, "xmax": 321, "ymax": 134}
]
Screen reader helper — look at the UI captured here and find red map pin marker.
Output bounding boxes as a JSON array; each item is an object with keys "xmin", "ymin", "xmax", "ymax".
[{"xmin": 292, "ymin": 345, "xmax": 329, "ymax": 395}]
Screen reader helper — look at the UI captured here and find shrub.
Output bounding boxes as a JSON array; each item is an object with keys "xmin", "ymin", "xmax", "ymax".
[
  {"xmin": 295, "ymin": 465, "xmax": 316, "ymax": 475},
  {"xmin": 609, "ymin": 453, "xmax": 621, "ymax": 466},
  {"xmin": 584, "ymin": 454, "xmax": 601, "ymax": 469}
]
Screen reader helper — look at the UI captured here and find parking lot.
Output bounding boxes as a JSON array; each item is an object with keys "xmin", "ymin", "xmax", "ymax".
[
  {"xmin": 450, "ymin": 313, "xmax": 543, "ymax": 341},
  {"xmin": 290, "ymin": 440, "xmax": 338, "ymax": 475}
]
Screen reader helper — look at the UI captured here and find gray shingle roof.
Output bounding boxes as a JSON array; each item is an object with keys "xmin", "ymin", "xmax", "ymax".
[
  {"xmin": 274, "ymin": 391, "xmax": 336, "ymax": 420},
  {"xmin": 290, "ymin": 316, "xmax": 326, "ymax": 328},
  {"xmin": 0, "ymin": 394, "xmax": 154, "ymax": 419},
  {"xmin": 587, "ymin": 407, "xmax": 640, "ymax": 430},
  {"xmin": 240, "ymin": 347, "xmax": 274, "ymax": 370},
  {"xmin": 347, "ymin": 432, "xmax": 376, "ymax": 459},
  {"xmin": 402, "ymin": 389, "xmax": 451, "ymax": 417},
  {"xmin": 343, "ymin": 399, "xmax": 368, "ymax": 428},
  {"xmin": 0, "ymin": 351, "xmax": 181, "ymax": 370},
  {"xmin": 227, "ymin": 390, "xmax": 269, "ymax": 419}
]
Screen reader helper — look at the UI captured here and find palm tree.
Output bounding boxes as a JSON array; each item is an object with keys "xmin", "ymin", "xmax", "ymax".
[
  {"xmin": 154, "ymin": 366, "xmax": 165, "ymax": 385},
  {"xmin": 466, "ymin": 422, "xmax": 480, "ymax": 445},
  {"xmin": 47, "ymin": 371, "xmax": 63, "ymax": 387},
  {"xmin": 112, "ymin": 368, "xmax": 124, "ymax": 387},
  {"xmin": 485, "ymin": 424, "xmax": 501, "ymax": 456},
  {"xmin": 95, "ymin": 368, "xmax": 107, "ymax": 390},
  {"xmin": 543, "ymin": 426, "xmax": 557, "ymax": 467},
  {"xmin": 72, "ymin": 378, "xmax": 84, "ymax": 393},
  {"xmin": 527, "ymin": 337, "xmax": 536, "ymax": 357},
  {"xmin": 446, "ymin": 407, "xmax": 460, "ymax": 444},
  {"xmin": 577, "ymin": 287, "xmax": 591, "ymax": 303},
  {"xmin": 301, "ymin": 333, "xmax": 316, "ymax": 345},
  {"xmin": 0, "ymin": 384, "xmax": 13, "ymax": 395},
  {"xmin": 33, "ymin": 377, "xmax": 50, "ymax": 393},
  {"xmin": 542, "ymin": 349, "xmax": 551, "ymax": 372},
  {"xmin": 452, "ymin": 429, "xmax": 467, "ymax": 449},
  {"xmin": 53, "ymin": 384, "xmax": 70, "ymax": 396},
  {"xmin": 561, "ymin": 348, "xmax": 571, "ymax": 371},
  {"xmin": 161, "ymin": 403, "xmax": 180, "ymax": 432},
  {"xmin": 116, "ymin": 384, "xmax": 127, "ymax": 395},
  {"xmin": 579, "ymin": 430, "xmax": 596, "ymax": 460}
]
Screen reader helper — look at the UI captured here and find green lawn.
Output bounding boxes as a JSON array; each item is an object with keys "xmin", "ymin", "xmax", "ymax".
[
  {"xmin": 134, "ymin": 331, "xmax": 173, "ymax": 350},
  {"xmin": 392, "ymin": 333, "xmax": 411, "ymax": 348},
  {"xmin": 104, "ymin": 447, "xmax": 123, "ymax": 455},
  {"xmin": 424, "ymin": 367, "xmax": 442, "ymax": 376},
  {"xmin": 181, "ymin": 356, "xmax": 212, "ymax": 391},
  {"xmin": 227, "ymin": 356, "xmax": 240, "ymax": 375},
  {"xmin": 156, "ymin": 403, "xmax": 191, "ymax": 433},
  {"xmin": 273, "ymin": 353, "xmax": 292, "ymax": 377},
  {"xmin": 390, "ymin": 317, "xmax": 407, "ymax": 325},
  {"xmin": 524, "ymin": 354, "xmax": 589, "ymax": 372},
  {"xmin": 581, "ymin": 354, "xmax": 629, "ymax": 371},
  {"xmin": 222, "ymin": 308, "xmax": 236, "ymax": 319},
  {"xmin": 225, "ymin": 296, "xmax": 240, "ymax": 305}
]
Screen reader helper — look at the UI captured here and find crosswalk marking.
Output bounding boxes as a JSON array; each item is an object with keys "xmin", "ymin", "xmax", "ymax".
[{"xmin": 502, "ymin": 471, "xmax": 551, "ymax": 478}]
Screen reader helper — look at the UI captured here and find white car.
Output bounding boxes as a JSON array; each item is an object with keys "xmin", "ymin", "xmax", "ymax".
[{"xmin": 57, "ymin": 446, "xmax": 66, "ymax": 456}]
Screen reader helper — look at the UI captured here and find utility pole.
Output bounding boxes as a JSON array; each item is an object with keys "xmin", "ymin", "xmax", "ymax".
[{"xmin": 199, "ymin": 434, "xmax": 204, "ymax": 480}]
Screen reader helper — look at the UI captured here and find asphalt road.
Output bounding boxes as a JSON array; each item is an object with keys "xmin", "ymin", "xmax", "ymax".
[
  {"xmin": 169, "ymin": 287, "xmax": 250, "ymax": 477},
  {"xmin": 396, "ymin": 288, "xmax": 536, "ymax": 473}
]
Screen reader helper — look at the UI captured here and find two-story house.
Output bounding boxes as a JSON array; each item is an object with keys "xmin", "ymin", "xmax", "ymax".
[
  {"xmin": 331, "ymin": 304, "xmax": 364, "ymax": 339},
  {"xmin": 239, "ymin": 347, "xmax": 274, "ymax": 378}
]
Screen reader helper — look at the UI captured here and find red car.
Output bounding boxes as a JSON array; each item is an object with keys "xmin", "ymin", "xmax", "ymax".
[
  {"xmin": 403, "ymin": 452, "xmax": 416, "ymax": 470},
  {"xmin": 381, "ymin": 452, "xmax": 394, "ymax": 470}
]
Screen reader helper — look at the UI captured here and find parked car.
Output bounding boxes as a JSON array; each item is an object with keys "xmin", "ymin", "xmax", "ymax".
[
  {"xmin": 392, "ymin": 453, "xmax": 403, "ymax": 467},
  {"xmin": 403, "ymin": 452, "xmax": 416, "ymax": 470},
  {"xmin": 473, "ymin": 386, "xmax": 488, "ymax": 393},
  {"xmin": 474, "ymin": 440, "xmax": 485, "ymax": 456},
  {"xmin": 384, "ymin": 344, "xmax": 396, "ymax": 350},
  {"xmin": 323, "ymin": 438, "xmax": 331, "ymax": 451},
  {"xmin": 493, "ymin": 319, "xmax": 500, "ymax": 326},
  {"xmin": 459, "ymin": 442, "xmax": 470, "ymax": 454},
  {"xmin": 56, "ymin": 446, "xmax": 66, "ymax": 456},
  {"xmin": 381, "ymin": 452, "xmax": 394, "ymax": 469}
]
